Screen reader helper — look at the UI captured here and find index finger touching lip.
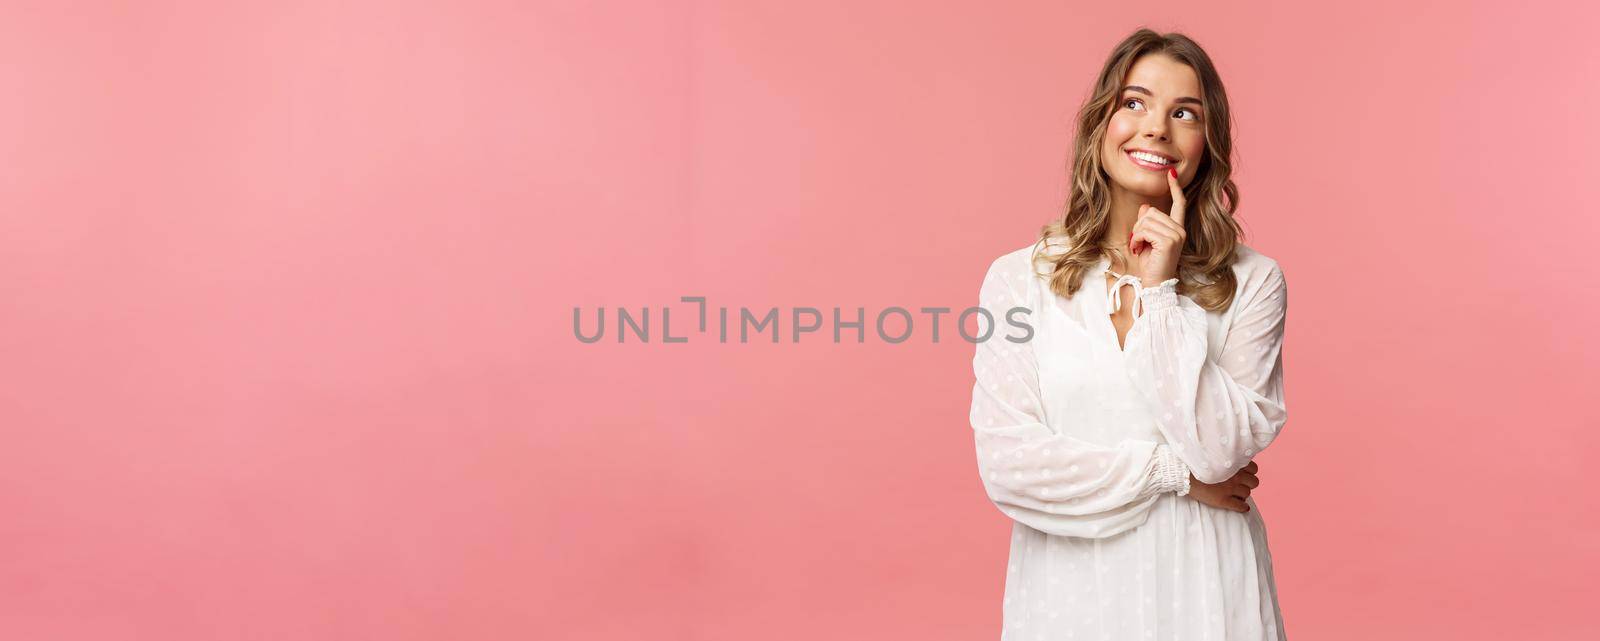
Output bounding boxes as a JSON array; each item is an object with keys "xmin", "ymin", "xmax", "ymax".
[{"xmin": 1166, "ymin": 167, "xmax": 1186, "ymax": 226}]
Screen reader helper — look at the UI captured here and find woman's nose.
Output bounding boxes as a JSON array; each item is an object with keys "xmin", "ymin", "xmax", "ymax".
[{"xmin": 1141, "ymin": 116, "xmax": 1169, "ymax": 140}]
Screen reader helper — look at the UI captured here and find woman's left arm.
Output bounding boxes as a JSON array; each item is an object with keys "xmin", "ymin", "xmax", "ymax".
[{"xmin": 1121, "ymin": 264, "xmax": 1289, "ymax": 484}]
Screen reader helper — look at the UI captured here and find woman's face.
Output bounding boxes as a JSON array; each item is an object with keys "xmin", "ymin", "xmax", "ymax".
[{"xmin": 1099, "ymin": 53, "xmax": 1206, "ymax": 200}]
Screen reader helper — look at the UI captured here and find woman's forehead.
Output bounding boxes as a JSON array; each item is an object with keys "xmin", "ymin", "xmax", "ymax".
[{"xmin": 1123, "ymin": 54, "xmax": 1200, "ymax": 97}]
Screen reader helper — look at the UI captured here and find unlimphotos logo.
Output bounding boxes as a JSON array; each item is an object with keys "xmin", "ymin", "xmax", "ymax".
[{"xmin": 573, "ymin": 296, "xmax": 1034, "ymax": 344}]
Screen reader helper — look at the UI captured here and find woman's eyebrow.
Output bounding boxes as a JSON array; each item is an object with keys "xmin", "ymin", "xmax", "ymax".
[{"xmin": 1122, "ymin": 85, "xmax": 1203, "ymax": 107}]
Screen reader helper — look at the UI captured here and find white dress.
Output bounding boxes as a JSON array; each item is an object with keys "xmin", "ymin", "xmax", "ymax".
[{"xmin": 970, "ymin": 236, "xmax": 1290, "ymax": 641}]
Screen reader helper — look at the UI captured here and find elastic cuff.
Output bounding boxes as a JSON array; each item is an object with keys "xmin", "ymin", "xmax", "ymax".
[
  {"xmin": 1137, "ymin": 278, "xmax": 1181, "ymax": 313},
  {"xmin": 1153, "ymin": 444, "xmax": 1192, "ymax": 496}
]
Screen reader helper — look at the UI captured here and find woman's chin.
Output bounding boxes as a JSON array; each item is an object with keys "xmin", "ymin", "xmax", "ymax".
[{"xmin": 1111, "ymin": 177, "xmax": 1170, "ymax": 199}]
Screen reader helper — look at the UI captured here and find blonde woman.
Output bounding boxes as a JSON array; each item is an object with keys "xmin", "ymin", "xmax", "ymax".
[{"xmin": 971, "ymin": 29, "xmax": 1290, "ymax": 639}]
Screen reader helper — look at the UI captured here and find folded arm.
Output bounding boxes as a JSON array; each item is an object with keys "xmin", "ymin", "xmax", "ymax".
[{"xmin": 1121, "ymin": 265, "xmax": 1289, "ymax": 484}]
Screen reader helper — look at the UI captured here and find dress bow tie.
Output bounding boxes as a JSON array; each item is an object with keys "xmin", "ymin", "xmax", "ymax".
[{"xmin": 1105, "ymin": 269, "xmax": 1148, "ymax": 319}]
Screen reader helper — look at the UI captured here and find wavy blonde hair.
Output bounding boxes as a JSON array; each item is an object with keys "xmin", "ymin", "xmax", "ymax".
[{"xmin": 1032, "ymin": 28, "xmax": 1243, "ymax": 312}]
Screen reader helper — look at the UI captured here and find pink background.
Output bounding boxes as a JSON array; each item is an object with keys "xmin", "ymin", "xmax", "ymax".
[{"xmin": 3, "ymin": 1, "xmax": 1596, "ymax": 639}]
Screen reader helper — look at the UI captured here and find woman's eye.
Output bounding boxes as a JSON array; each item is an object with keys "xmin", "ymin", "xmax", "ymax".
[
  {"xmin": 1174, "ymin": 108, "xmax": 1198, "ymax": 121},
  {"xmin": 1123, "ymin": 98, "xmax": 1144, "ymax": 111}
]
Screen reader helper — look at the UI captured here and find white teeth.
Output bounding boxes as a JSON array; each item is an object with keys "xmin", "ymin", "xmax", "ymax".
[{"xmin": 1130, "ymin": 151, "xmax": 1171, "ymax": 165}]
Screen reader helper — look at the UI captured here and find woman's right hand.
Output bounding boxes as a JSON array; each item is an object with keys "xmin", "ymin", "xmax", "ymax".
[{"xmin": 1185, "ymin": 460, "xmax": 1259, "ymax": 513}]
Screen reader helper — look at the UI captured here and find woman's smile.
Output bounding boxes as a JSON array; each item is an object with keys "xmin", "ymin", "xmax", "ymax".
[{"xmin": 1124, "ymin": 148, "xmax": 1179, "ymax": 172}]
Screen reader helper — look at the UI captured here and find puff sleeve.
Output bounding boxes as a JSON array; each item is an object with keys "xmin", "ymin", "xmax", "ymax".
[
  {"xmin": 1121, "ymin": 264, "xmax": 1289, "ymax": 484},
  {"xmin": 970, "ymin": 253, "xmax": 1192, "ymax": 539}
]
